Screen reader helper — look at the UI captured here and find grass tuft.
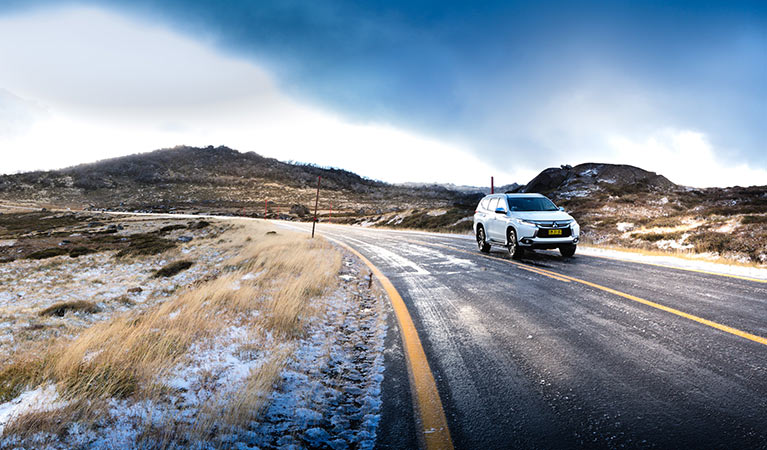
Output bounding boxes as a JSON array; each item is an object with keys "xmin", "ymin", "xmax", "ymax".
[{"xmin": 0, "ymin": 356, "xmax": 50, "ymax": 402}]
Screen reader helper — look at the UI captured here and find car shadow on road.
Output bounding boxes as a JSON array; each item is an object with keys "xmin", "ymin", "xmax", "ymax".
[{"xmin": 487, "ymin": 248, "xmax": 577, "ymax": 269}]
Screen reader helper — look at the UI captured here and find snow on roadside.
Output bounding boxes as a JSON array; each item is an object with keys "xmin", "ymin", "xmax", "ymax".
[
  {"xmin": 243, "ymin": 254, "xmax": 387, "ymax": 449},
  {"xmin": 579, "ymin": 246, "xmax": 767, "ymax": 281},
  {"xmin": 0, "ymin": 252, "xmax": 388, "ymax": 449}
]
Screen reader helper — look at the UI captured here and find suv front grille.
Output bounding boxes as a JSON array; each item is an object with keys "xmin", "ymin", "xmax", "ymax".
[{"xmin": 534, "ymin": 220, "xmax": 572, "ymax": 228}]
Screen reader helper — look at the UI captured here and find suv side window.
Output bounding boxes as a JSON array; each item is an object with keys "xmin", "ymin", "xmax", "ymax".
[
  {"xmin": 480, "ymin": 197, "xmax": 490, "ymax": 210},
  {"xmin": 488, "ymin": 197, "xmax": 499, "ymax": 211},
  {"xmin": 496, "ymin": 197, "xmax": 507, "ymax": 212}
]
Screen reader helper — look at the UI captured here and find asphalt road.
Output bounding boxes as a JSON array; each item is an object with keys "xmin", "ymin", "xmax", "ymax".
[{"xmin": 283, "ymin": 222, "xmax": 767, "ymax": 449}]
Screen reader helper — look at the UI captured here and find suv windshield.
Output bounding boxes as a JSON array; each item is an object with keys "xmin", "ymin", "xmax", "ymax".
[{"xmin": 506, "ymin": 196, "xmax": 558, "ymax": 212}]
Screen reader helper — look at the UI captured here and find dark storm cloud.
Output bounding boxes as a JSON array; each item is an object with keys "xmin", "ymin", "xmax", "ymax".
[{"xmin": 3, "ymin": 0, "xmax": 765, "ymax": 171}]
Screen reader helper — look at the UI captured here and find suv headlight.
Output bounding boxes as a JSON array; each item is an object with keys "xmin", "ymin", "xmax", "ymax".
[{"xmin": 519, "ymin": 219, "xmax": 538, "ymax": 227}]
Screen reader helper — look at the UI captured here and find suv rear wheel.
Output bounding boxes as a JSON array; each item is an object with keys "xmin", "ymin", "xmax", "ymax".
[
  {"xmin": 476, "ymin": 226, "xmax": 490, "ymax": 253},
  {"xmin": 560, "ymin": 244, "xmax": 576, "ymax": 257},
  {"xmin": 507, "ymin": 228, "xmax": 524, "ymax": 259}
]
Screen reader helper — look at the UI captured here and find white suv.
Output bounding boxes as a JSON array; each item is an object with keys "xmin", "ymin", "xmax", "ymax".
[{"xmin": 473, "ymin": 193, "xmax": 580, "ymax": 258}]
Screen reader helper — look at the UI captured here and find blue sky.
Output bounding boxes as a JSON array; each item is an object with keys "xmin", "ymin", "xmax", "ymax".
[{"xmin": 0, "ymin": 1, "xmax": 765, "ymax": 186}]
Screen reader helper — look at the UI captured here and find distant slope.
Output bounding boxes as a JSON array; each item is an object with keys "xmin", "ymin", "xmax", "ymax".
[
  {"xmin": 0, "ymin": 145, "xmax": 480, "ymax": 215},
  {"xmin": 522, "ymin": 163, "xmax": 676, "ymax": 195}
]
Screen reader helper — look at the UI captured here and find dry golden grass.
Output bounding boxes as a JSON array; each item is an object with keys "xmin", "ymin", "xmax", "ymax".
[
  {"xmin": 1, "ymin": 219, "xmax": 343, "ymax": 444},
  {"xmin": 0, "ymin": 350, "xmax": 51, "ymax": 402}
]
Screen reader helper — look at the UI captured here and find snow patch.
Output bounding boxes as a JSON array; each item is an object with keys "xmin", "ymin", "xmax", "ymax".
[
  {"xmin": 0, "ymin": 385, "xmax": 64, "ymax": 435},
  {"xmin": 616, "ymin": 222, "xmax": 634, "ymax": 232}
]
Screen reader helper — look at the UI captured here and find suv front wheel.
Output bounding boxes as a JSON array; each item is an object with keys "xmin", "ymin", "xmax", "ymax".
[
  {"xmin": 560, "ymin": 244, "xmax": 576, "ymax": 258},
  {"xmin": 507, "ymin": 228, "xmax": 524, "ymax": 259},
  {"xmin": 476, "ymin": 226, "xmax": 491, "ymax": 253}
]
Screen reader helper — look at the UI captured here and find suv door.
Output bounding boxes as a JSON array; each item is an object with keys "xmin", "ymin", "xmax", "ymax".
[
  {"xmin": 475, "ymin": 197, "xmax": 491, "ymax": 231},
  {"xmin": 488, "ymin": 197, "xmax": 508, "ymax": 242}
]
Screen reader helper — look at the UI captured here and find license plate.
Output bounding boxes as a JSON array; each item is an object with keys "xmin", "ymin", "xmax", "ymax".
[{"xmin": 547, "ymin": 229, "xmax": 562, "ymax": 236}]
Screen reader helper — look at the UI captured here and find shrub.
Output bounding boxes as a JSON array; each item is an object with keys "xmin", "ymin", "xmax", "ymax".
[
  {"xmin": 68, "ymin": 247, "xmax": 95, "ymax": 258},
  {"xmin": 27, "ymin": 248, "xmax": 68, "ymax": 260},
  {"xmin": 741, "ymin": 215, "xmax": 767, "ymax": 224},
  {"xmin": 189, "ymin": 220, "xmax": 210, "ymax": 229},
  {"xmin": 39, "ymin": 301, "xmax": 101, "ymax": 317},
  {"xmin": 631, "ymin": 231, "xmax": 684, "ymax": 242},
  {"xmin": 688, "ymin": 232, "xmax": 732, "ymax": 254},
  {"xmin": 153, "ymin": 260, "xmax": 194, "ymax": 278},
  {"xmin": 115, "ymin": 233, "xmax": 176, "ymax": 258},
  {"xmin": 158, "ymin": 224, "xmax": 186, "ymax": 233}
]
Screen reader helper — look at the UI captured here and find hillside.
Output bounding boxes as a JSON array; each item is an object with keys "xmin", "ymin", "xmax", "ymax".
[
  {"xmin": 526, "ymin": 163, "xmax": 767, "ymax": 264},
  {"xmin": 1, "ymin": 148, "xmax": 765, "ymax": 263},
  {"xmin": 0, "ymin": 146, "xmax": 480, "ymax": 220}
]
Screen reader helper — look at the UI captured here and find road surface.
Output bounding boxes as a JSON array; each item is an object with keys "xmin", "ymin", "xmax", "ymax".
[{"xmin": 283, "ymin": 221, "xmax": 767, "ymax": 449}]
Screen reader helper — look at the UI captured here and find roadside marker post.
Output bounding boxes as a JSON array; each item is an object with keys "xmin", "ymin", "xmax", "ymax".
[
  {"xmin": 491, "ymin": 176, "xmax": 494, "ymax": 194},
  {"xmin": 311, "ymin": 175, "xmax": 321, "ymax": 238},
  {"xmin": 264, "ymin": 199, "xmax": 268, "ymax": 218}
]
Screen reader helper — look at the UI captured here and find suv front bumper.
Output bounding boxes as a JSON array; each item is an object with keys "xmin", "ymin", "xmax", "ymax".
[
  {"xmin": 518, "ymin": 235, "xmax": 579, "ymax": 249},
  {"xmin": 516, "ymin": 223, "xmax": 579, "ymax": 249}
]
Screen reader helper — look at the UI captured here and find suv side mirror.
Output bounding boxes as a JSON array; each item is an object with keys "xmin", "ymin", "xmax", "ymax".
[
  {"xmin": 495, "ymin": 208, "xmax": 506, "ymax": 214},
  {"xmin": 558, "ymin": 206, "xmax": 565, "ymax": 212}
]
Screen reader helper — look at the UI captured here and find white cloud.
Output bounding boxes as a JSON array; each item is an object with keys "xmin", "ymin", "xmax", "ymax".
[
  {"xmin": 0, "ymin": 6, "xmax": 512, "ymax": 186},
  {"xmin": 606, "ymin": 129, "xmax": 767, "ymax": 188}
]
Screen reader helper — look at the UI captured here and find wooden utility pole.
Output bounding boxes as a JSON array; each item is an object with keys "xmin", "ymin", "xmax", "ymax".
[{"xmin": 311, "ymin": 176, "xmax": 321, "ymax": 238}]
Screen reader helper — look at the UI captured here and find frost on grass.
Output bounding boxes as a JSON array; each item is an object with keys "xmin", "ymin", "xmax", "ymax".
[
  {"xmin": 0, "ymin": 223, "xmax": 388, "ymax": 449},
  {"xmin": 0, "ymin": 216, "xmax": 227, "ymax": 359}
]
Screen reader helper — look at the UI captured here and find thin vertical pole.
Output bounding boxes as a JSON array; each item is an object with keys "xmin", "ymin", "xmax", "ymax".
[
  {"xmin": 329, "ymin": 201, "xmax": 332, "ymax": 223},
  {"xmin": 311, "ymin": 176, "xmax": 321, "ymax": 238},
  {"xmin": 491, "ymin": 176, "xmax": 494, "ymax": 194}
]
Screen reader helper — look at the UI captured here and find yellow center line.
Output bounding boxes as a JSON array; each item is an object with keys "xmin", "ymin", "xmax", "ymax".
[
  {"xmin": 517, "ymin": 265, "xmax": 572, "ymax": 283},
  {"xmin": 326, "ymin": 237, "xmax": 454, "ymax": 450},
  {"xmin": 418, "ymin": 240, "xmax": 767, "ymax": 347}
]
